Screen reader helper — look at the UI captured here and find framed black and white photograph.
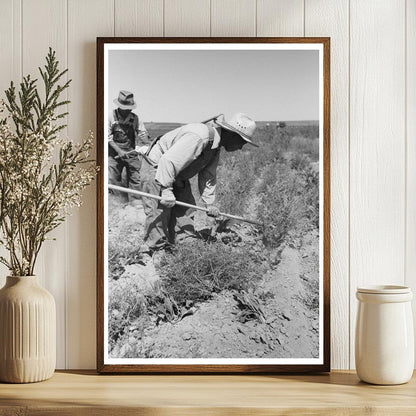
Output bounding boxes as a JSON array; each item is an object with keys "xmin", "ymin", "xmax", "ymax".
[{"xmin": 97, "ymin": 37, "xmax": 330, "ymax": 373}]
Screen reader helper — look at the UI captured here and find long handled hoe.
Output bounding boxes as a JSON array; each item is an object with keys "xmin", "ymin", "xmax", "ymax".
[{"xmin": 108, "ymin": 184, "xmax": 263, "ymax": 227}]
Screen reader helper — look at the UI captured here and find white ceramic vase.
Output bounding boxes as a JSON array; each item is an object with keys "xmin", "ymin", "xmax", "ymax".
[
  {"xmin": 0, "ymin": 276, "xmax": 56, "ymax": 383},
  {"xmin": 355, "ymin": 285, "xmax": 414, "ymax": 385}
]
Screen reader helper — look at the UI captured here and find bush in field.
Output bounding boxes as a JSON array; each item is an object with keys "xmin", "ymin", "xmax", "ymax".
[
  {"xmin": 254, "ymin": 125, "xmax": 291, "ymax": 156},
  {"xmin": 290, "ymin": 136, "xmax": 319, "ymax": 161},
  {"xmin": 276, "ymin": 128, "xmax": 291, "ymax": 152},
  {"xmin": 108, "ymin": 239, "xmax": 138, "ymax": 281},
  {"xmin": 252, "ymin": 132, "xmax": 285, "ymax": 172},
  {"xmin": 216, "ymin": 126, "xmax": 288, "ymax": 216},
  {"xmin": 290, "ymin": 153, "xmax": 311, "ymax": 171},
  {"xmin": 108, "ymin": 196, "xmax": 145, "ymax": 280},
  {"xmin": 217, "ymin": 123, "xmax": 320, "ymax": 243},
  {"xmin": 301, "ymin": 165, "xmax": 319, "ymax": 229},
  {"xmin": 257, "ymin": 163, "xmax": 303, "ymax": 248},
  {"xmin": 108, "ymin": 278, "xmax": 148, "ymax": 347},
  {"xmin": 290, "ymin": 154, "xmax": 319, "ymax": 230},
  {"xmin": 217, "ymin": 151, "xmax": 257, "ymax": 215},
  {"xmin": 285, "ymin": 124, "xmax": 319, "ymax": 140},
  {"xmin": 158, "ymin": 240, "xmax": 264, "ymax": 305}
]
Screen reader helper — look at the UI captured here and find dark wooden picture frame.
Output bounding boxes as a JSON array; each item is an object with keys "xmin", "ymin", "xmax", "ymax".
[{"xmin": 97, "ymin": 37, "xmax": 330, "ymax": 374}]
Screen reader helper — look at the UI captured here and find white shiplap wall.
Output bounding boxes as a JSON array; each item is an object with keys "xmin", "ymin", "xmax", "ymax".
[{"xmin": 0, "ymin": 0, "xmax": 414, "ymax": 370}]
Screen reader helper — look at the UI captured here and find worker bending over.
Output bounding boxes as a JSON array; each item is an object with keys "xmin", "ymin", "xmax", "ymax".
[{"xmin": 140, "ymin": 113, "xmax": 257, "ymax": 253}]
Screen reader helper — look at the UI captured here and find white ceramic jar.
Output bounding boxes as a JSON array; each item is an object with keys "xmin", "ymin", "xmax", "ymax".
[{"xmin": 355, "ymin": 285, "xmax": 414, "ymax": 385}]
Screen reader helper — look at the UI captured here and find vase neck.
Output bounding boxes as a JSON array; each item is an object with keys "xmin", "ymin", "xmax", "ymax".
[{"xmin": 5, "ymin": 275, "xmax": 39, "ymax": 288}]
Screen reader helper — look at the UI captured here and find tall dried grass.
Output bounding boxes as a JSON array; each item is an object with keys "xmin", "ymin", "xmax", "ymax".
[{"xmin": 158, "ymin": 240, "xmax": 264, "ymax": 305}]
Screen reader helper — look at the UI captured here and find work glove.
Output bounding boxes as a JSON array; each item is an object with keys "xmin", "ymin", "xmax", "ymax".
[
  {"xmin": 206, "ymin": 205, "xmax": 220, "ymax": 218},
  {"xmin": 160, "ymin": 187, "xmax": 176, "ymax": 208}
]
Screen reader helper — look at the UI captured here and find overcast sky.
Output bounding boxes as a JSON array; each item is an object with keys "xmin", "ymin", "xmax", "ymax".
[{"xmin": 108, "ymin": 49, "xmax": 319, "ymax": 123}]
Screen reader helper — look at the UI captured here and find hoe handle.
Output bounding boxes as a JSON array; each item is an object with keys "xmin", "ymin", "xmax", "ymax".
[{"xmin": 108, "ymin": 184, "xmax": 263, "ymax": 226}]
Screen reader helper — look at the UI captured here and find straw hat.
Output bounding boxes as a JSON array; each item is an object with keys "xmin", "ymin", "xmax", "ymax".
[
  {"xmin": 215, "ymin": 113, "xmax": 257, "ymax": 147},
  {"xmin": 113, "ymin": 90, "xmax": 137, "ymax": 110}
]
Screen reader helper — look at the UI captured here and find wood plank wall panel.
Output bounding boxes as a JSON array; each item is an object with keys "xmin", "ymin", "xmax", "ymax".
[
  {"xmin": 115, "ymin": 0, "xmax": 163, "ymax": 37},
  {"xmin": 67, "ymin": 0, "xmax": 114, "ymax": 369},
  {"xmin": 0, "ymin": 0, "xmax": 12, "ymax": 289},
  {"xmin": 165, "ymin": 0, "xmax": 210, "ymax": 37},
  {"xmin": 211, "ymin": 0, "xmax": 256, "ymax": 37},
  {"xmin": 22, "ymin": 0, "xmax": 68, "ymax": 369},
  {"xmin": 0, "ymin": 0, "xmax": 21, "ymax": 100},
  {"xmin": 0, "ymin": 0, "xmax": 21, "ymax": 288},
  {"xmin": 257, "ymin": 0, "xmax": 304, "ymax": 36},
  {"xmin": 349, "ymin": 0, "xmax": 406, "ymax": 368},
  {"xmin": 0, "ymin": 0, "xmax": 413, "ymax": 370},
  {"xmin": 406, "ymin": 0, "xmax": 416, "ymax": 363},
  {"xmin": 305, "ymin": 0, "xmax": 350, "ymax": 369}
]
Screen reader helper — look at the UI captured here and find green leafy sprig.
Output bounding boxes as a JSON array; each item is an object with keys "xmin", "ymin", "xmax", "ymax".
[{"xmin": 0, "ymin": 48, "xmax": 96, "ymax": 276}]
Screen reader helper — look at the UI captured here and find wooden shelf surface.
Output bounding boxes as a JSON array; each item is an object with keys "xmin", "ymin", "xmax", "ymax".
[{"xmin": 1, "ymin": 370, "xmax": 416, "ymax": 415}]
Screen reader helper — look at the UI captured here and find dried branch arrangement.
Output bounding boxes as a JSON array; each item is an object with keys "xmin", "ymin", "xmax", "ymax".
[{"xmin": 0, "ymin": 48, "xmax": 96, "ymax": 276}]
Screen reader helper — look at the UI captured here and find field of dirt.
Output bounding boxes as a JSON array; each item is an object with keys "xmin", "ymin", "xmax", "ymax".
[
  {"xmin": 108, "ymin": 197, "xmax": 319, "ymax": 359},
  {"xmin": 108, "ymin": 122, "xmax": 320, "ymax": 359}
]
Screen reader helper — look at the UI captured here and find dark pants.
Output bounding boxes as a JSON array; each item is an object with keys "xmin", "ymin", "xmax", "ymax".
[
  {"xmin": 141, "ymin": 159, "xmax": 196, "ymax": 250},
  {"xmin": 108, "ymin": 155, "xmax": 142, "ymax": 200}
]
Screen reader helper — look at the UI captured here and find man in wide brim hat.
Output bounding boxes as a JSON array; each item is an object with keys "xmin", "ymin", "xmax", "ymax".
[
  {"xmin": 113, "ymin": 90, "xmax": 137, "ymax": 110},
  {"xmin": 108, "ymin": 90, "xmax": 149, "ymax": 203},
  {"xmin": 214, "ymin": 113, "xmax": 258, "ymax": 148},
  {"xmin": 140, "ymin": 112, "xmax": 257, "ymax": 253}
]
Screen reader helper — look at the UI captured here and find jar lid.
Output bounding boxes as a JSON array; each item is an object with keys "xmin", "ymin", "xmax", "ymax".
[{"xmin": 357, "ymin": 285, "xmax": 411, "ymax": 294}]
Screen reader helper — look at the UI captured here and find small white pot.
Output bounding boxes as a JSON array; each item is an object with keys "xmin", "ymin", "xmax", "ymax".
[{"xmin": 355, "ymin": 285, "xmax": 414, "ymax": 385}]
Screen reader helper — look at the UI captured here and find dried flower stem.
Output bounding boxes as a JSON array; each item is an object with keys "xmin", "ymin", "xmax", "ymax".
[{"xmin": 0, "ymin": 48, "xmax": 96, "ymax": 276}]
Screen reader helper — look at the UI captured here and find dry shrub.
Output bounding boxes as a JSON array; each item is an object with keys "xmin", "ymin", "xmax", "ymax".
[
  {"xmin": 290, "ymin": 136, "xmax": 319, "ymax": 161},
  {"xmin": 216, "ymin": 126, "xmax": 286, "ymax": 217},
  {"xmin": 276, "ymin": 128, "xmax": 291, "ymax": 152},
  {"xmin": 158, "ymin": 239, "xmax": 263, "ymax": 305},
  {"xmin": 257, "ymin": 164, "xmax": 303, "ymax": 248},
  {"xmin": 216, "ymin": 151, "xmax": 257, "ymax": 215},
  {"xmin": 234, "ymin": 290, "xmax": 266, "ymax": 323},
  {"xmin": 108, "ymin": 197, "xmax": 145, "ymax": 280},
  {"xmin": 108, "ymin": 278, "xmax": 148, "ymax": 346},
  {"xmin": 252, "ymin": 131, "xmax": 285, "ymax": 170},
  {"xmin": 213, "ymin": 123, "xmax": 320, "ymax": 248},
  {"xmin": 285, "ymin": 124, "xmax": 319, "ymax": 139},
  {"xmin": 290, "ymin": 155, "xmax": 319, "ymax": 230},
  {"xmin": 254, "ymin": 126, "xmax": 291, "ymax": 156},
  {"xmin": 290, "ymin": 153, "xmax": 311, "ymax": 171},
  {"xmin": 302, "ymin": 167, "xmax": 319, "ymax": 229},
  {"xmin": 262, "ymin": 125, "xmax": 290, "ymax": 147}
]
